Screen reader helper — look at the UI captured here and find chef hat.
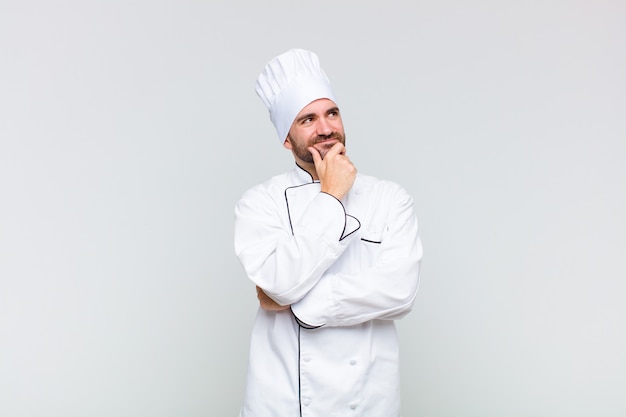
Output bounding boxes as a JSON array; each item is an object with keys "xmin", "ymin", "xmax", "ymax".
[{"xmin": 256, "ymin": 48, "xmax": 337, "ymax": 144}]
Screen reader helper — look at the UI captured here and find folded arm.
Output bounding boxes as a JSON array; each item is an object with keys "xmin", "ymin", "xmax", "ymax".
[
  {"xmin": 234, "ymin": 186, "xmax": 359, "ymax": 307},
  {"xmin": 290, "ymin": 185, "xmax": 423, "ymax": 327}
]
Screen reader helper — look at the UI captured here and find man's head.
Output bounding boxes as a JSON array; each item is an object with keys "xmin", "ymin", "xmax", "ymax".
[
  {"xmin": 284, "ymin": 98, "xmax": 345, "ymax": 166},
  {"xmin": 255, "ymin": 49, "xmax": 340, "ymax": 146}
]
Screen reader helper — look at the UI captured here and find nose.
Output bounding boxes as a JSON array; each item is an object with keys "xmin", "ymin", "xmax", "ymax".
[{"xmin": 315, "ymin": 117, "xmax": 333, "ymax": 136}]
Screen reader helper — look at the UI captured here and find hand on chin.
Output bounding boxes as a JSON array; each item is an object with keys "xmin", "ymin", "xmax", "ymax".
[{"xmin": 313, "ymin": 139, "xmax": 338, "ymax": 159}]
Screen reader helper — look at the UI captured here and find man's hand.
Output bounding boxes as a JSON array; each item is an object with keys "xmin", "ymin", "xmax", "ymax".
[
  {"xmin": 256, "ymin": 286, "xmax": 290, "ymax": 311},
  {"xmin": 309, "ymin": 142, "xmax": 356, "ymax": 200}
]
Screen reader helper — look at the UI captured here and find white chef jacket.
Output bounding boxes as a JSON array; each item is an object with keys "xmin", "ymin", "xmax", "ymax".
[{"xmin": 234, "ymin": 164, "xmax": 422, "ymax": 417}]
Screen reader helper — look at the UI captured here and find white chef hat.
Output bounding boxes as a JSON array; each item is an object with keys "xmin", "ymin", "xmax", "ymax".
[{"xmin": 255, "ymin": 48, "xmax": 337, "ymax": 144}]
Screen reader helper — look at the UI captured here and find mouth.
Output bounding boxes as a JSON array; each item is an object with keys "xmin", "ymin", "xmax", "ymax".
[
  {"xmin": 316, "ymin": 138, "xmax": 337, "ymax": 144},
  {"xmin": 314, "ymin": 135, "xmax": 339, "ymax": 145},
  {"xmin": 313, "ymin": 139, "xmax": 338, "ymax": 152}
]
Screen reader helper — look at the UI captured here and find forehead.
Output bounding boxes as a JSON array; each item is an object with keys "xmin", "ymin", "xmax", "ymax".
[{"xmin": 295, "ymin": 98, "xmax": 338, "ymax": 118}]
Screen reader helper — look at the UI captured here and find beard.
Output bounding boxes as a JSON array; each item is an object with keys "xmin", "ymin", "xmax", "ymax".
[{"xmin": 287, "ymin": 131, "xmax": 346, "ymax": 163}]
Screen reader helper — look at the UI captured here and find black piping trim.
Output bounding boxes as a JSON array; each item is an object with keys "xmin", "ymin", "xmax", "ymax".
[
  {"xmin": 295, "ymin": 163, "xmax": 316, "ymax": 183},
  {"xmin": 296, "ymin": 317, "xmax": 325, "ymax": 330},
  {"xmin": 284, "ymin": 182, "xmax": 318, "ymax": 236},
  {"xmin": 361, "ymin": 238, "xmax": 382, "ymax": 244},
  {"xmin": 319, "ymin": 192, "xmax": 362, "ymax": 241},
  {"xmin": 291, "ymin": 306, "xmax": 324, "ymax": 329},
  {"xmin": 341, "ymin": 214, "xmax": 361, "ymax": 241},
  {"xmin": 285, "ymin": 187, "xmax": 362, "ymax": 242}
]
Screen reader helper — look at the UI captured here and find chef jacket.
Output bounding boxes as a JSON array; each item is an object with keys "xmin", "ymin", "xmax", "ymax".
[{"xmin": 234, "ymin": 164, "xmax": 422, "ymax": 417}]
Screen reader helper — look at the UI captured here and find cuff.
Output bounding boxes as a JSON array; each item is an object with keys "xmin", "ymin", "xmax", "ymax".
[{"xmin": 290, "ymin": 273, "xmax": 334, "ymax": 328}]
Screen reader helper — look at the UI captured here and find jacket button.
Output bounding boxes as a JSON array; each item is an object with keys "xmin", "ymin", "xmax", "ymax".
[
  {"xmin": 302, "ymin": 397, "xmax": 311, "ymax": 406},
  {"xmin": 349, "ymin": 359, "xmax": 357, "ymax": 365},
  {"xmin": 350, "ymin": 402, "xmax": 358, "ymax": 409}
]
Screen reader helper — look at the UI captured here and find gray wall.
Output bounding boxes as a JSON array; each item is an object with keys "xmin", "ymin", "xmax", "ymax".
[{"xmin": 1, "ymin": 1, "xmax": 624, "ymax": 416}]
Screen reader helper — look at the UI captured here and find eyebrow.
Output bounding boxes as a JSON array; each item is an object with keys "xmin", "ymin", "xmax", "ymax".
[
  {"xmin": 295, "ymin": 113, "xmax": 316, "ymax": 123},
  {"xmin": 295, "ymin": 107, "xmax": 340, "ymax": 123}
]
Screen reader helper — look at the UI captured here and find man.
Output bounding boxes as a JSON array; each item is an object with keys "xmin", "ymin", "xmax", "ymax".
[{"xmin": 234, "ymin": 48, "xmax": 423, "ymax": 416}]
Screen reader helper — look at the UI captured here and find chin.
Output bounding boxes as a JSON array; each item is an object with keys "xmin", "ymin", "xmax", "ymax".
[
  {"xmin": 318, "ymin": 150, "xmax": 330, "ymax": 160},
  {"xmin": 315, "ymin": 142, "xmax": 336, "ymax": 157}
]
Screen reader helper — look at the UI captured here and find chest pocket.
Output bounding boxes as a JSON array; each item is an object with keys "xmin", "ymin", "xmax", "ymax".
[
  {"xmin": 360, "ymin": 228, "xmax": 384, "ymax": 267},
  {"xmin": 361, "ymin": 231, "xmax": 383, "ymax": 244}
]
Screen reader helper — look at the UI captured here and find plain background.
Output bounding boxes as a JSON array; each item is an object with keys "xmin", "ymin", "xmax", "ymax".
[{"xmin": 1, "ymin": 1, "xmax": 625, "ymax": 416}]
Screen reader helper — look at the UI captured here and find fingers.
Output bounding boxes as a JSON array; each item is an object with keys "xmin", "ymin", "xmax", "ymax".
[
  {"xmin": 256, "ymin": 286, "xmax": 290, "ymax": 311},
  {"xmin": 325, "ymin": 141, "xmax": 346, "ymax": 157},
  {"xmin": 308, "ymin": 146, "xmax": 322, "ymax": 167}
]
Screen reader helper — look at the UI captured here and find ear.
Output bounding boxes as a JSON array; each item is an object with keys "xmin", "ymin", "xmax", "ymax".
[{"xmin": 283, "ymin": 136, "xmax": 292, "ymax": 150}]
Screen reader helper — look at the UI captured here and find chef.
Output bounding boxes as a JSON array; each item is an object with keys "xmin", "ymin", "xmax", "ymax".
[{"xmin": 234, "ymin": 48, "xmax": 423, "ymax": 417}]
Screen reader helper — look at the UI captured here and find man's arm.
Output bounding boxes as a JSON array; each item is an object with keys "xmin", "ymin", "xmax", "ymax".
[
  {"xmin": 235, "ymin": 184, "xmax": 359, "ymax": 308},
  {"xmin": 290, "ymin": 182, "xmax": 422, "ymax": 327},
  {"xmin": 237, "ymin": 142, "xmax": 359, "ymax": 309}
]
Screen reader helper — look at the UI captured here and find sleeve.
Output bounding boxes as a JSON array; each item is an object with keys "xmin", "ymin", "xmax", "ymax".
[
  {"xmin": 290, "ymin": 184, "xmax": 423, "ymax": 328},
  {"xmin": 234, "ymin": 185, "xmax": 361, "ymax": 306}
]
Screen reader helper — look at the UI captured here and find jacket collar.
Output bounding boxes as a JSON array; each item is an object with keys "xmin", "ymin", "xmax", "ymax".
[
  {"xmin": 294, "ymin": 163, "xmax": 317, "ymax": 184},
  {"xmin": 292, "ymin": 162, "xmax": 365, "ymax": 195}
]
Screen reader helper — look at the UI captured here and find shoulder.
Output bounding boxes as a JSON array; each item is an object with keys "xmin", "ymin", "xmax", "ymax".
[
  {"xmin": 236, "ymin": 169, "xmax": 308, "ymax": 209},
  {"xmin": 355, "ymin": 173, "xmax": 414, "ymax": 203}
]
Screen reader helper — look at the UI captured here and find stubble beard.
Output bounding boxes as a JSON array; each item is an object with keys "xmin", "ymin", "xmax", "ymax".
[{"xmin": 288, "ymin": 132, "xmax": 346, "ymax": 163}]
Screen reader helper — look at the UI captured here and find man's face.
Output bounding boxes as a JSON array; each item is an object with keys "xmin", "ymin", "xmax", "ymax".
[{"xmin": 284, "ymin": 98, "xmax": 345, "ymax": 164}]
